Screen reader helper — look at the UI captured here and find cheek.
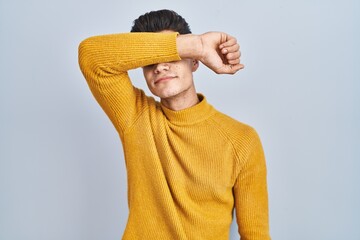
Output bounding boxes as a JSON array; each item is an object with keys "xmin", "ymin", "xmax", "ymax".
[{"xmin": 178, "ymin": 66, "xmax": 193, "ymax": 81}]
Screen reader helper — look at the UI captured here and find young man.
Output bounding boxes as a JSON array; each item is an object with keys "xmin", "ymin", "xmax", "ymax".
[{"xmin": 79, "ymin": 9, "xmax": 270, "ymax": 240}]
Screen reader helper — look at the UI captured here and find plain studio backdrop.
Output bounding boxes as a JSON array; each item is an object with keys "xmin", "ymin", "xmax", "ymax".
[{"xmin": 0, "ymin": 0, "xmax": 359, "ymax": 239}]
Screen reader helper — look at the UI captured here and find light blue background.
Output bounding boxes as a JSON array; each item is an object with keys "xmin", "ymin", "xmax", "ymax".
[{"xmin": 1, "ymin": 0, "xmax": 359, "ymax": 239}]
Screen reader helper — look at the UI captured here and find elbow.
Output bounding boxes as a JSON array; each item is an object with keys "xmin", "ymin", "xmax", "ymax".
[
  {"xmin": 78, "ymin": 38, "xmax": 92, "ymax": 72},
  {"xmin": 78, "ymin": 37, "xmax": 104, "ymax": 78},
  {"xmin": 78, "ymin": 36, "xmax": 117, "ymax": 77}
]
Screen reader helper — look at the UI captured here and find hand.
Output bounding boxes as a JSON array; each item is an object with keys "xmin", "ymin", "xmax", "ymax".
[{"xmin": 199, "ymin": 32, "xmax": 244, "ymax": 74}]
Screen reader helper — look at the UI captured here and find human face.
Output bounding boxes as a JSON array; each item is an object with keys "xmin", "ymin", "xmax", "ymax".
[{"xmin": 142, "ymin": 58, "xmax": 198, "ymax": 100}]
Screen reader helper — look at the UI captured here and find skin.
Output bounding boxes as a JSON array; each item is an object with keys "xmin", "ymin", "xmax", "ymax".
[{"xmin": 142, "ymin": 31, "xmax": 243, "ymax": 111}]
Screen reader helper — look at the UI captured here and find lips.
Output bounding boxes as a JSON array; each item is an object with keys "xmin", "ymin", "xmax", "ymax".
[{"xmin": 154, "ymin": 75, "xmax": 177, "ymax": 84}]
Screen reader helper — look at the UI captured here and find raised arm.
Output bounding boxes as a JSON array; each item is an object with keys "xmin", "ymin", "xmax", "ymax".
[
  {"xmin": 78, "ymin": 31, "xmax": 243, "ymax": 135},
  {"xmin": 78, "ymin": 32, "xmax": 180, "ymax": 135}
]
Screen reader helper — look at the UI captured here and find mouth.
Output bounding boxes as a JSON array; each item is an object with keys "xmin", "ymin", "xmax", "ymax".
[{"xmin": 154, "ymin": 76, "xmax": 177, "ymax": 84}]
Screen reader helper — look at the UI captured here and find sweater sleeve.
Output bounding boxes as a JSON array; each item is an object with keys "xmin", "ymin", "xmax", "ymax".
[
  {"xmin": 78, "ymin": 32, "xmax": 181, "ymax": 135},
  {"xmin": 233, "ymin": 131, "xmax": 271, "ymax": 240}
]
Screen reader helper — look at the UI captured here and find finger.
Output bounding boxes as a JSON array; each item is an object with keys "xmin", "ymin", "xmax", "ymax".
[
  {"xmin": 219, "ymin": 36, "xmax": 237, "ymax": 49},
  {"xmin": 227, "ymin": 63, "xmax": 244, "ymax": 74},
  {"xmin": 225, "ymin": 51, "xmax": 241, "ymax": 61},
  {"xmin": 216, "ymin": 63, "xmax": 244, "ymax": 74},
  {"xmin": 221, "ymin": 64, "xmax": 244, "ymax": 75},
  {"xmin": 221, "ymin": 43, "xmax": 240, "ymax": 54},
  {"xmin": 228, "ymin": 58, "xmax": 240, "ymax": 65}
]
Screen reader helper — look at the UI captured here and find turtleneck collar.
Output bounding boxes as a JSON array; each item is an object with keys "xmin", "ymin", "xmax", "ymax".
[{"xmin": 160, "ymin": 94, "xmax": 216, "ymax": 125}]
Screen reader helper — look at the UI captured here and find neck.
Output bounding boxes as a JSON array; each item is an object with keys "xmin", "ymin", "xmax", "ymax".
[{"xmin": 160, "ymin": 88, "xmax": 199, "ymax": 111}]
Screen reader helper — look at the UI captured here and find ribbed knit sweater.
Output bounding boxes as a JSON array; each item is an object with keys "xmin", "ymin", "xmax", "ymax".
[{"xmin": 78, "ymin": 32, "xmax": 270, "ymax": 240}]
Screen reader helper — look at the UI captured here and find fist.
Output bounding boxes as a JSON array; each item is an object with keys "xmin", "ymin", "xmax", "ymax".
[{"xmin": 199, "ymin": 32, "xmax": 244, "ymax": 74}]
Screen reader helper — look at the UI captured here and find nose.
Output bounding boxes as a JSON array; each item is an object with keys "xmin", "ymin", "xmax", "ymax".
[{"xmin": 154, "ymin": 62, "xmax": 170, "ymax": 74}]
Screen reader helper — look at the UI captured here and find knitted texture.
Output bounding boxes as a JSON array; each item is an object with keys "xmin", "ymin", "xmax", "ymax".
[{"xmin": 78, "ymin": 32, "xmax": 271, "ymax": 240}]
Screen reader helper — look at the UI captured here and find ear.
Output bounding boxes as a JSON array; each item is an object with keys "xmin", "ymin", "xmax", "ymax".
[{"xmin": 191, "ymin": 59, "xmax": 199, "ymax": 72}]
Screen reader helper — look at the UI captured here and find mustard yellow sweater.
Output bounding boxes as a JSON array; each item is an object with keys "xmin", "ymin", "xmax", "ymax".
[{"xmin": 78, "ymin": 32, "xmax": 270, "ymax": 240}]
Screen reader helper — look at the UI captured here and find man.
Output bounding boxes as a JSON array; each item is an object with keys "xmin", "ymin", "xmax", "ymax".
[{"xmin": 79, "ymin": 9, "xmax": 270, "ymax": 240}]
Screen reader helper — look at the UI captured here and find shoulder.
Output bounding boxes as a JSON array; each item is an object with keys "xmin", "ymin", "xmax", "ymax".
[
  {"xmin": 211, "ymin": 110, "xmax": 260, "ymax": 143},
  {"xmin": 210, "ymin": 110, "xmax": 263, "ymax": 165}
]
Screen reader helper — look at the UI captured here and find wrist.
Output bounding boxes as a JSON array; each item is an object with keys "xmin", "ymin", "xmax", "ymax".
[{"xmin": 176, "ymin": 34, "xmax": 202, "ymax": 59}]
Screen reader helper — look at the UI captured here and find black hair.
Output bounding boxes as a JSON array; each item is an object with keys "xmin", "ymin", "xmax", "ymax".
[{"xmin": 130, "ymin": 9, "xmax": 191, "ymax": 34}]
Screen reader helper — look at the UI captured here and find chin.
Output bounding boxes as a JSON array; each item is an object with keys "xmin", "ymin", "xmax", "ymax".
[{"xmin": 152, "ymin": 87, "xmax": 182, "ymax": 99}]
